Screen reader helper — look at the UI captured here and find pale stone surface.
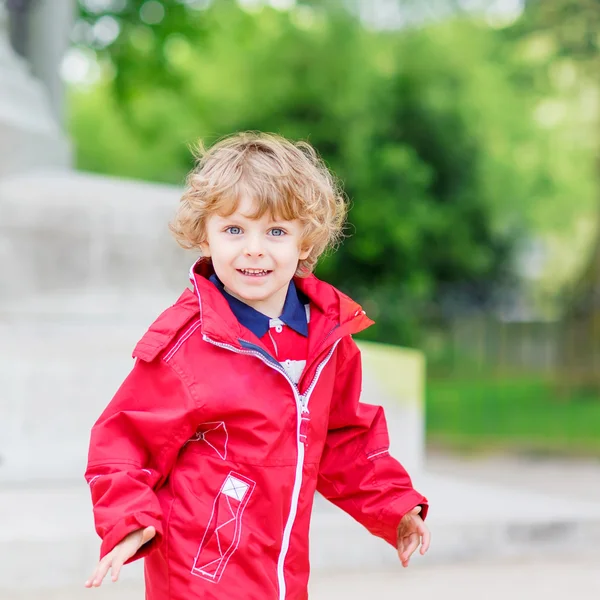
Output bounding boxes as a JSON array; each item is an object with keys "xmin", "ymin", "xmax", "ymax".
[
  {"xmin": 0, "ymin": 170, "xmax": 188, "ymax": 482},
  {"xmin": 25, "ymin": 0, "xmax": 75, "ymax": 125},
  {"xmin": 3, "ymin": 556, "xmax": 600, "ymax": 600},
  {"xmin": 0, "ymin": 14, "xmax": 70, "ymax": 175},
  {"xmin": 427, "ymin": 451, "xmax": 600, "ymax": 503},
  {"xmin": 0, "ymin": 170, "xmax": 188, "ymax": 304}
]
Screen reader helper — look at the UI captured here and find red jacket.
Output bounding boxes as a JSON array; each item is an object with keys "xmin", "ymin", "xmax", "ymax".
[{"xmin": 86, "ymin": 261, "xmax": 428, "ymax": 600}]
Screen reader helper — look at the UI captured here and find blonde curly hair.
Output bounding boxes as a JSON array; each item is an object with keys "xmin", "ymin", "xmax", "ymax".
[{"xmin": 170, "ymin": 131, "xmax": 347, "ymax": 276}]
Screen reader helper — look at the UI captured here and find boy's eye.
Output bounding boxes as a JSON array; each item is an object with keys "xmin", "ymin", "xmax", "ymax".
[
  {"xmin": 225, "ymin": 226, "xmax": 242, "ymax": 235},
  {"xmin": 269, "ymin": 228, "xmax": 286, "ymax": 237}
]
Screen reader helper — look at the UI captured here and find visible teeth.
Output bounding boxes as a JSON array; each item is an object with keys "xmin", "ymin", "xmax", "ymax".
[{"xmin": 240, "ymin": 269, "xmax": 269, "ymax": 275}]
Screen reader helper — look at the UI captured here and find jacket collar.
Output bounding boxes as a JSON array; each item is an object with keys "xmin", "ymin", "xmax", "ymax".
[
  {"xmin": 189, "ymin": 258, "xmax": 373, "ymax": 349},
  {"xmin": 208, "ymin": 274, "xmax": 309, "ymax": 338}
]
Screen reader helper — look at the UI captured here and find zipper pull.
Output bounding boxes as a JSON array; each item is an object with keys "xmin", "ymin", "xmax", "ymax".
[
  {"xmin": 299, "ymin": 395, "xmax": 309, "ymax": 413},
  {"xmin": 299, "ymin": 413, "xmax": 310, "ymax": 445}
]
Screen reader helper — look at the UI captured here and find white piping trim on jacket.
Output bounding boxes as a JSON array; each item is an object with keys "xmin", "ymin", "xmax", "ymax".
[
  {"xmin": 159, "ymin": 259, "xmax": 205, "ymax": 363},
  {"xmin": 367, "ymin": 449, "xmax": 389, "ymax": 460},
  {"xmin": 164, "ymin": 320, "xmax": 202, "ymax": 362},
  {"xmin": 189, "ymin": 259, "xmax": 204, "ymax": 312}
]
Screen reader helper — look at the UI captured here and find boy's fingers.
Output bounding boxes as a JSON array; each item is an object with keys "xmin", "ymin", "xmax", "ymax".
[
  {"xmin": 420, "ymin": 524, "xmax": 431, "ymax": 554},
  {"xmin": 113, "ymin": 540, "xmax": 139, "ymax": 582},
  {"xmin": 406, "ymin": 531, "xmax": 420, "ymax": 557},
  {"xmin": 111, "ymin": 530, "xmax": 153, "ymax": 583},
  {"xmin": 85, "ymin": 525, "xmax": 154, "ymax": 588},
  {"xmin": 90, "ymin": 555, "xmax": 113, "ymax": 587},
  {"xmin": 98, "ymin": 557, "xmax": 114, "ymax": 586},
  {"xmin": 141, "ymin": 526, "xmax": 156, "ymax": 546},
  {"xmin": 111, "ymin": 554, "xmax": 126, "ymax": 582},
  {"xmin": 398, "ymin": 532, "xmax": 420, "ymax": 566},
  {"xmin": 85, "ymin": 565, "xmax": 99, "ymax": 588}
]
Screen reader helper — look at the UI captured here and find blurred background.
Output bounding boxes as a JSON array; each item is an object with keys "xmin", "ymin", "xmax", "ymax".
[
  {"xmin": 65, "ymin": 0, "xmax": 600, "ymax": 457},
  {"xmin": 1, "ymin": 0, "xmax": 600, "ymax": 598}
]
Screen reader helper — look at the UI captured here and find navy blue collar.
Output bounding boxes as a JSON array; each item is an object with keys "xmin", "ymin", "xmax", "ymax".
[{"xmin": 209, "ymin": 274, "xmax": 308, "ymax": 338}]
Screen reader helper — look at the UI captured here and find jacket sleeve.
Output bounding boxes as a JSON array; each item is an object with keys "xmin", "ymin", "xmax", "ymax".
[
  {"xmin": 85, "ymin": 357, "xmax": 201, "ymax": 561},
  {"xmin": 316, "ymin": 338, "xmax": 428, "ymax": 548}
]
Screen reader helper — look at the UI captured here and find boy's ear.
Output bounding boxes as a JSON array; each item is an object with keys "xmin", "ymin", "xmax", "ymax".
[
  {"xmin": 299, "ymin": 246, "xmax": 313, "ymax": 261},
  {"xmin": 200, "ymin": 241, "xmax": 211, "ymax": 258}
]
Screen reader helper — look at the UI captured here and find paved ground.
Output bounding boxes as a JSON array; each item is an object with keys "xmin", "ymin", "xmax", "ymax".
[
  {"xmin": 3, "ymin": 452, "xmax": 599, "ymax": 598},
  {"xmin": 3, "ymin": 555, "xmax": 600, "ymax": 600},
  {"xmin": 426, "ymin": 451, "xmax": 600, "ymax": 503},
  {"xmin": 313, "ymin": 557, "xmax": 600, "ymax": 600}
]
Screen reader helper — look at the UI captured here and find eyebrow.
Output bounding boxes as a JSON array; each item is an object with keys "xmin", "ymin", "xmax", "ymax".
[{"xmin": 220, "ymin": 212, "xmax": 290, "ymax": 224}]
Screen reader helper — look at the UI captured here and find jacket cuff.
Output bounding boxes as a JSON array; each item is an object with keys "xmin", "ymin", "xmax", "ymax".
[
  {"xmin": 99, "ymin": 512, "xmax": 164, "ymax": 563},
  {"xmin": 378, "ymin": 490, "xmax": 429, "ymax": 547}
]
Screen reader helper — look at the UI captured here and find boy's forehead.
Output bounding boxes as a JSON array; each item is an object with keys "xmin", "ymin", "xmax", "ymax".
[{"xmin": 214, "ymin": 194, "xmax": 297, "ymax": 222}]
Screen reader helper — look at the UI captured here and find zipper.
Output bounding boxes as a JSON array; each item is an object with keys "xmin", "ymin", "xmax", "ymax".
[
  {"xmin": 300, "ymin": 341, "xmax": 339, "ymax": 413},
  {"xmin": 276, "ymin": 340, "xmax": 339, "ymax": 600},
  {"xmin": 202, "ymin": 333, "xmax": 340, "ymax": 600}
]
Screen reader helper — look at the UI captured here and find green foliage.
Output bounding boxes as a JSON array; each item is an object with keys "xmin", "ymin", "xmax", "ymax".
[
  {"xmin": 427, "ymin": 374, "xmax": 600, "ymax": 455},
  {"xmin": 69, "ymin": 0, "xmax": 583, "ymax": 345}
]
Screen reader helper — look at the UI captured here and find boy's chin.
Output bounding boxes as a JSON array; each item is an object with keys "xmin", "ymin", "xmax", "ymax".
[
  {"xmin": 226, "ymin": 284, "xmax": 271, "ymax": 300},
  {"xmin": 235, "ymin": 289, "xmax": 271, "ymax": 301}
]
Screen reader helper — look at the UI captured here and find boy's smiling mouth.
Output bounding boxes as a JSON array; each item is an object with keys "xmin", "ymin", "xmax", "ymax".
[{"xmin": 237, "ymin": 268, "xmax": 272, "ymax": 277}]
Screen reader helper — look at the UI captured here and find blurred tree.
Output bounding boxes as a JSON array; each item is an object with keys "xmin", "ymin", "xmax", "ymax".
[
  {"xmin": 68, "ymin": 0, "xmax": 560, "ymax": 345},
  {"xmin": 75, "ymin": 0, "xmax": 209, "ymax": 134},
  {"xmin": 516, "ymin": 0, "xmax": 600, "ymax": 388}
]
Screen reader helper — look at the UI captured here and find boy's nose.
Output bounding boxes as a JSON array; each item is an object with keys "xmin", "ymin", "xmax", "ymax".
[{"xmin": 243, "ymin": 237, "xmax": 265, "ymax": 257}]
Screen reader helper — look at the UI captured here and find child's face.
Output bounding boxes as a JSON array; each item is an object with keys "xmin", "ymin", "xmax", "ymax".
[{"xmin": 200, "ymin": 195, "xmax": 311, "ymax": 318}]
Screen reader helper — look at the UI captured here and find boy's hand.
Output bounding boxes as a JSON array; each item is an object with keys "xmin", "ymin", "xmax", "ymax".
[
  {"xmin": 397, "ymin": 506, "xmax": 430, "ymax": 568},
  {"xmin": 85, "ymin": 526, "xmax": 156, "ymax": 588}
]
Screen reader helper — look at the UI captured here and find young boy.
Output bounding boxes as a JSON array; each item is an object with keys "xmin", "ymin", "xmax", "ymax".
[{"xmin": 85, "ymin": 132, "xmax": 430, "ymax": 599}]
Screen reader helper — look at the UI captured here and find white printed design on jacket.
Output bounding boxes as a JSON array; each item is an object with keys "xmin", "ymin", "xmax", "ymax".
[
  {"xmin": 191, "ymin": 472, "xmax": 256, "ymax": 583},
  {"xmin": 187, "ymin": 421, "xmax": 228, "ymax": 460}
]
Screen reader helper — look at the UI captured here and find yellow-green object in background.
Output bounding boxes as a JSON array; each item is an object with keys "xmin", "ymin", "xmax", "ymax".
[{"xmin": 357, "ymin": 341, "xmax": 426, "ymax": 475}]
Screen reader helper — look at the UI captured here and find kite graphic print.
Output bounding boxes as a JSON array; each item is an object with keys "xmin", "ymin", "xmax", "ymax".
[{"xmin": 191, "ymin": 471, "xmax": 256, "ymax": 583}]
